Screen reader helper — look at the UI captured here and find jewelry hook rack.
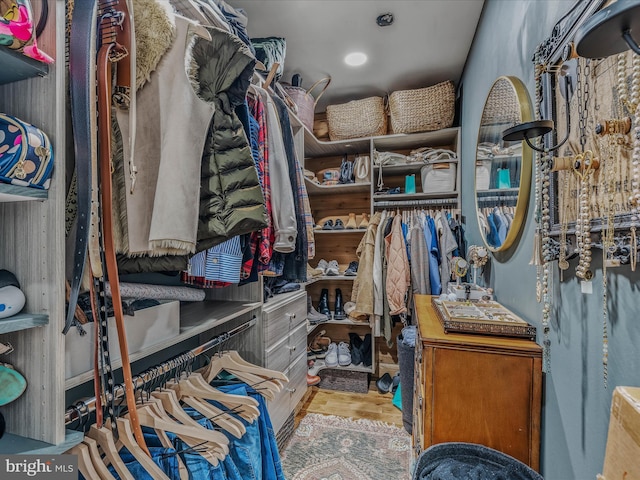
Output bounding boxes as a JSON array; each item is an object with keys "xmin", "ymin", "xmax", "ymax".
[{"xmin": 64, "ymin": 316, "xmax": 257, "ymax": 425}]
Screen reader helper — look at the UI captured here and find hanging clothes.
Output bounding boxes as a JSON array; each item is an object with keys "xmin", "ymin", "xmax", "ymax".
[
  {"xmin": 351, "ymin": 211, "xmax": 382, "ymax": 318},
  {"xmin": 410, "ymin": 216, "xmax": 431, "ymax": 295},
  {"xmin": 192, "ymin": 26, "xmax": 268, "ymax": 251},
  {"xmin": 436, "ymin": 211, "xmax": 458, "ymax": 294},
  {"xmin": 424, "ymin": 215, "xmax": 442, "ymax": 295},
  {"xmin": 373, "ymin": 210, "xmax": 389, "ymax": 319},
  {"xmin": 385, "ymin": 214, "xmax": 410, "ymax": 316}
]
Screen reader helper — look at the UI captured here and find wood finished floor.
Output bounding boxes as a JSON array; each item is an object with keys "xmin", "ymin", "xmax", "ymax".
[{"xmin": 296, "ymin": 382, "xmax": 403, "ymax": 427}]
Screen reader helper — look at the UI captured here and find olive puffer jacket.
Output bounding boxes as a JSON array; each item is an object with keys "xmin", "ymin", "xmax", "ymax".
[{"xmin": 192, "ymin": 27, "xmax": 268, "ymax": 251}]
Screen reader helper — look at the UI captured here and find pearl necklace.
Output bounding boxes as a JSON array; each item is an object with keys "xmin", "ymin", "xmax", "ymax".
[
  {"xmin": 618, "ymin": 53, "xmax": 640, "ymax": 218},
  {"xmin": 574, "ymin": 151, "xmax": 595, "ymax": 280}
]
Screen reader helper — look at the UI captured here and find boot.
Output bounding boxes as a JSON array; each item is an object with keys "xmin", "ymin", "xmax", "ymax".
[
  {"xmin": 334, "ymin": 288, "xmax": 345, "ymax": 320},
  {"xmin": 345, "ymin": 213, "xmax": 357, "ymax": 229},
  {"xmin": 308, "ymin": 294, "xmax": 329, "ymax": 324},
  {"xmin": 318, "ymin": 289, "xmax": 331, "ymax": 318},
  {"xmin": 360, "ymin": 333, "xmax": 372, "ymax": 367},
  {"xmin": 349, "ymin": 332, "xmax": 364, "ymax": 366},
  {"xmin": 358, "ymin": 213, "xmax": 369, "ymax": 229}
]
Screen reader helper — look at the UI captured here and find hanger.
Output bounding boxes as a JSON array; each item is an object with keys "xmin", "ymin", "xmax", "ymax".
[
  {"xmin": 145, "ymin": 418, "xmax": 190, "ymax": 480},
  {"xmin": 170, "ymin": 372, "xmax": 260, "ymax": 421},
  {"xmin": 87, "ymin": 424, "xmax": 136, "ymax": 480},
  {"xmin": 150, "ymin": 389, "xmax": 230, "ymax": 454},
  {"xmin": 263, "ymin": 62, "xmax": 279, "ymax": 90},
  {"xmin": 133, "ymin": 398, "xmax": 227, "ymax": 464},
  {"xmin": 81, "ymin": 437, "xmax": 118, "ymax": 480},
  {"xmin": 68, "ymin": 443, "xmax": 102, "ymax": 480},
  {"xmin": 223, "ymin": 351, "xmax": 289, "ymax": 382},
  {"xmin": 114, "ymin": 418, "xmax": 171, "ymax": 480},
  {"xmin": 187, "ymin": 21, "xmax": 212, "ymax": 42},
  {"xmin": 200, "ymin": 354, "xmax": 281, "ymax": 400},
  {"xmin": 179, "ymin": 393, "xmax": 245, "ymax": 439}
]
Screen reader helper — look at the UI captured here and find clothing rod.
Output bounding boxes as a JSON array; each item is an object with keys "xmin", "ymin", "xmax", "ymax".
[
  {"xmin": 374, "ymin": 198, "xmax": 458, "ymax": 208},
  {"xmin": 64, "ymin": 317, "xmax": 257, "ymax": 425}
]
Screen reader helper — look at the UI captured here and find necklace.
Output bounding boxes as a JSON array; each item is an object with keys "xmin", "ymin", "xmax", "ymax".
[
  {"xmin": 618, "ymin": 52, "xmax": 640, "ymax": 221},
  {"xmin": 558, "ymin": 171, "xmax": 570, "ymax": 277}
]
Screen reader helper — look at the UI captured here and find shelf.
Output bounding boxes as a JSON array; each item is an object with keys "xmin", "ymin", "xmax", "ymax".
[
  {"xmin": 308, "ymin": 358, "xmax": 373, "ymax": 375},
  {"xmin": 65, "ymin": 300, "xmax": 262, "ymax": 389},
  {"xmin": 477, "ymin": 188, "xmax": 520, "ymax": 194},
  {"xmin": 305, "ymin": 275, "xmax": 357, "ymax": 286},
  {"xmin": 308, "ymin": 317, "xmax": 371, "ymax": 327},
  {"xmin": 0, "ymin": 313, "xmax": 49, "ymax": 334},
  {"xmin": 313, "ymin": 228, "xmax": 367, "ymax": 234},
  {"xmin": 0, "ymin": 183, "xmax": 48, "ymax": 202},
  {"xmin": 0, "ymin": 430, "xmax": 83, "ymax": 454},
  {"xmin": 477, "ymin": 154, "xmax": 521, "ymax": 161},
  {"xmin": 305, "ymin": 178, "xmax": 371, "ymax": 195},
  {"xmin": 0, "ymin": 47, "xmax": 49, "ymax": 86}
]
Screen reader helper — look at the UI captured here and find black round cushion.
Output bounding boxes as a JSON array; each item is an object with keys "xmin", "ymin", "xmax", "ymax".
[{"xmin": 414, "ymin": 442, "xmax": 543, "ymax": 480}]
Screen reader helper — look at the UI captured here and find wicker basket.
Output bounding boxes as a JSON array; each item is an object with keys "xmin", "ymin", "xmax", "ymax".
[
  {"xmin": 326, "ymin": 96, "xmax": 387, "ymax": 141},
  {"xmin": 481, "ymin": 77, "xmax": 520, "ymax": 125},
  {"xmin": 282, "ymin": 77, "xmax": 331, "ymax": 131},
  {"xmin": 389, "ymin": 81, "xmax": 455, "ymax": 134}
]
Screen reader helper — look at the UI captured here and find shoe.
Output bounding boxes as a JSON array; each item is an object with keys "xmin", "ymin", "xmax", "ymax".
[
  {"xmin": 344, "ymin": 261, "xmax": 358, "ymax": 276},
  {"xmin": 337, "ymin": 342, "xmax": 352, "ymax": 366},
  {"xmin": 308, "ymin": 295, "xmax": 329, "ymax": 324},
  {"xmin": 325, "ymin": 260, "xmax": 340, "ymax": 276},
  {"xmin": 349, "ymin": 333, "xmax": 363, "ymax": 365},
  {"xmin": 307, "ymin": 263, "xmax": 323, "ymax": 278},
  {"xmin": 345, "ymin": 213, "xmax": 357, "ymax": 229},
  {"xmin": 325, "ymin": 342, "xmax": 339, "ymax": 367},
  {"xmin": 318, "ymin": 289, "xmax": 331, "ymax": 317},
  {"xmin": 314, "ymin": 259, "xmax": 329, "ymax": 276},
  {"xmin": 322, "ymin": 220, "xmax": 334, "ymax": 230},
  {"xmin": 359, "ymin": 213, "xmax": 369, "ymax": 229},
  {"xmin": 307, "ymin": 373, "xmax": 321, "ymax": 386},
  {"xmin": 376, "ymin": 372, "xmax": 393, "ymax": 394},
  {"xmin": 309, "ymin": 330, "xmax": 331, "ymax": 359},
  {"xmin": 307, "ymin": 347, "xmax": 316, "ymax": 360},
  {"xmin": 361, "ymin": 333, "xmax": 372, "ymax": 367},
  {"xmin": 334, "ymin": 288, "xmax": 345, "ymax": 320},
  {"xmin": 390, "ymin": 372, "xmax": 400, "ymax": 393},
  {"xmin": 333, "ymin": 219, "xmax": 345, "ymax": 230}
]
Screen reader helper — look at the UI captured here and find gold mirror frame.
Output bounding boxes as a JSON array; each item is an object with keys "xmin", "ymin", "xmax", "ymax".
[{"xmin": 475, "ymin": 76, "xmax": 533, "ymax": 252}]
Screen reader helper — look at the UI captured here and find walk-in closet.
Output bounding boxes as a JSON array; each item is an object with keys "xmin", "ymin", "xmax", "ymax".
[{"xmin": 0, "ymin": 1, "xmax": 639, "ymax": 479}]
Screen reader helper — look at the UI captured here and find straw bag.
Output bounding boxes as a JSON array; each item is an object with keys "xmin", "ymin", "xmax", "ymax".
[
  {"xmin": 389, "ymin": 81, "xmax": 455, "ymax": 134},
  {"xmin": 282, "ymin": 77, "xmax": 331, "ymax": 131},
  {"xmin": 326, "ymin": 96, "xmax": 387, "ymax": 141}
]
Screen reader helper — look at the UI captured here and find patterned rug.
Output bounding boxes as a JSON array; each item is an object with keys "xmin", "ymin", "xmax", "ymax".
[{"xmin": 281, "ymin": 413, "xmax": 412, "ymax": 480}]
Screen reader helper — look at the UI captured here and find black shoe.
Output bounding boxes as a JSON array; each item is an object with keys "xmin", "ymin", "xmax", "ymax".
[
  {"xmin": 376, "ymin": 373, "xmax": 393, "ymax": 394},
  {"xmin": 322, "ymin": 220, "xmax": 334, "ymax": 230},
  {"xmin": 349, "ymin": 332, "xmax": 363, "ymax": 365},
  {"xmin": 333, "ymin": 219, "xmax": 345, "ymax": 230},
  {"xmin": 334, "ymin": 288, "xmax": 345, "ymax": 320},
  {"xmin": 344, "ymin": 261, "xmax": 358, "ymax": 276},
  {"xmin": 361, "ymin": 333, "xmax": 372, "ymax": 367},
  {"xmin": 318, "ymin": 289, "xmax": 331, "ymax": 317}
]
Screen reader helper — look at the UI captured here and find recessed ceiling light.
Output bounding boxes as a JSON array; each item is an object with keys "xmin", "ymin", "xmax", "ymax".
[{"xmin": 344, "ymin": 52, "xmax": 368, "ymax": 67}]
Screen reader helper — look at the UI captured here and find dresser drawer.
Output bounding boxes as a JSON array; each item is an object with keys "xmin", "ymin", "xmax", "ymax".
[
  {"xmin": 263, "ymin": 291, "xmax": 306, "ymax": 348},
  {"xmin": 265, "ymin": 321, "xmax": 308, "ymax": 373},
  {"xmin": 267, "ymin": 352, "xmax": 308, "ymax": 434}
]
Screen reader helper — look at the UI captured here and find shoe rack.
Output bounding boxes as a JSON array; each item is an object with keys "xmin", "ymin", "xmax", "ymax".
[{"xmin": 291, "ymin": 116, "xmax": 461, "ymax": 378}]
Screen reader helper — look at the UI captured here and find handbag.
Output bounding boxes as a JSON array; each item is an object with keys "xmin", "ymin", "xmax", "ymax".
[
  {"xmin": 282, "ymin": 76, "xmax": 331, "ymax": 131},
  {"xmin": 339, "ymin": 157, "xmax": 354, "ymax": 184},
  {"xmin": 0, "ymin": 0, "xmax": 53, "ymax": 63},
  {"xmin": 353, "ymin": 155, "xmax": 370, "ymax": 183},
  {"xmin": 0, "ymin": 113, "xmax": 54, "ymax": 189}
]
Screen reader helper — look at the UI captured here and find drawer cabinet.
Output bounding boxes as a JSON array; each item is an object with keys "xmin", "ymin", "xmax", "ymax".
[
  {"xmin": 262, "ymin": 290, "xmax": 308, "ymax": 434},
  {"xmin": 412, "ymin": 295, "xmax": 542, "ymax": 471}
]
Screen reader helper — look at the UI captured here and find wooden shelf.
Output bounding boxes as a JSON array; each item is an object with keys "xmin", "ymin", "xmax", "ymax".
[
  {"xmin": 372, "ymin": 128, "xmax": 459, "ymax": 151},
  {"xmin": 305, "ymin": 275, "xmax": 357, "ymax": 286},
  {"xmin": 305, "ymin": 178, "xmax": 371, "ymax": 195},
  {"xmin": 0, "ymin": 183, "xmax": 48, "ymax": 202},
  {"xmin": 313, "ymin": 228, "xmax": 367, "ymax": 234},
  {"xmin": 308, "ymin": 358, "xmax": 373, "ymax": 375},
  {"xmin": 65, "ymin": 300, "xmax": 261, "ymax": 389},
  {"xmin": 477, "ymin": 188, "xmax": 520, "ymax": 194},
  {"xmin": 308, "ymin": 317, "xmax": 371, "ymax": 328},
  {"xmin": 0, "ymin": 313, "xmax": 48, "ymax": 334},
  {"xmin": 0, "ymin": 47, "xmax": 49, "ymax": 86},
  {"xmin": 0, "ymin": 430, "xmax": 83, "ymax": 454}
]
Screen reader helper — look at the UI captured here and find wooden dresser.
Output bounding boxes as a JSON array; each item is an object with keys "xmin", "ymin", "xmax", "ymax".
[{"xmin": 412, "ymin": 295, "xmax": 542, "ymax": 471}]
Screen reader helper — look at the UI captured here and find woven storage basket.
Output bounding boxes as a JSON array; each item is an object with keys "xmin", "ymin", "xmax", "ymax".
[
  {"xmin": 282, "ymin": 77, "xmax": 331, "ymax": 131},
  {"xmin": 326, "ymin": 96, "xmax": 387, "ymax": 141},
  {"xmin": 389, "ymin": 80, "xmax": 455, "ymax": 134},
  {"xmin": 481, "ymin": 78, "xmax": 520, "ymax": 125}
]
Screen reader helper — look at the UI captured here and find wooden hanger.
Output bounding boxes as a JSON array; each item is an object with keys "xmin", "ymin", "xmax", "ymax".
[
  {"xmin": 147, "ymin": 422, "xmax": 190, "ymax": 480},
  {"xmin": 200, "ymin": 355, "xmax": 280, "ymax": 400},
  {"xmin": 180, "ymin": 395, "xmax": 245, "ymax": 439},
  {"xmin": 223, "ymin": 351, "xmax": 289, "ymax": 382},
  {"xmin": 114, "ymin": 418, "xmax": 171, "ymax": 480},
  {"xmin": 263, "ymin": 62, "xmax": 279, "ymax": 90},
  {"xmin": 87, "ymin": 424, "xmax": 136, "ymax": 480},
  {"xmin": 67, "ymin": 443, "xmax": 102, "ymax": 480},
  {"xmin": 81, "ymin": 437, "xmax": 118, "ymax": 480},
  {"xmin": 187, "ymin": 22, "xmax": 212, "ymax": 41}
]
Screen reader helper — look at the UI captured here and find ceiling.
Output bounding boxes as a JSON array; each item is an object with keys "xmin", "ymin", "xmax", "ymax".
[{"xmin": 229, "ymin": 0, "xmax": 486, "ymax": 111}]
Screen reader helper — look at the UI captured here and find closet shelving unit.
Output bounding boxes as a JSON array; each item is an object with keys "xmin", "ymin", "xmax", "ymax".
[{"xmin": 290, "ymin": 104, "xmax": 461, "ymax": 376}]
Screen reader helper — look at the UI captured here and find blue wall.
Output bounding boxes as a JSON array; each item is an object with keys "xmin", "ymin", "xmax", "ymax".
[{"xmin": 461, "ymin": 1, "xmax": 640, "ymax": 479}]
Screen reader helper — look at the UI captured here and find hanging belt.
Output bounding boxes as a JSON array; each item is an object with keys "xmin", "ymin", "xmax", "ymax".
[
  {"xmin": 96, "ymin": 0, "xmax": 149, "ymax": 455},
  {"xmin": 65, "ymin": 0, "xmax": 98, "ymax": 335}
]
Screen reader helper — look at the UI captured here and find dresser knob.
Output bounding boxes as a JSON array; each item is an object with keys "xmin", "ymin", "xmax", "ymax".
[
  {"xmin": 289, "ymin": 345, "xmax": 297, "ymax": 351},
  {"xmin": 286, "ymin": 387, "xmax": 296, "ymax": 393}
]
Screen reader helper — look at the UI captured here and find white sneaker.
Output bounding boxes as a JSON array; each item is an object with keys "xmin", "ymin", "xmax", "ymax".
[
  {"xmin": 314, "ymin": 259, "xmax": 329, "ymax": 276},
  {"xmin": 325, "ymin": 260, "xmax": 340, "ymax": 276},
  {"xmin": 337, "ymin": 342, "xmax": 351, "ymax": 366},
  {"xmin": 324, "ymin": 342, "xmax": 339, "ymax": 367}
]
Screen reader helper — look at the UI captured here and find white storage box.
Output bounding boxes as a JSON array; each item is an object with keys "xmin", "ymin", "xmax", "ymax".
[{"xmin": 65, "ymin": 300, "xmax": 180, "ymax": 380}]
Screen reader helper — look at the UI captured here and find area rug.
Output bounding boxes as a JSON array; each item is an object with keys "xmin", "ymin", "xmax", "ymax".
[{"xmin": 281, "ymin": 413, "xmax": 412, "ymax": 480}]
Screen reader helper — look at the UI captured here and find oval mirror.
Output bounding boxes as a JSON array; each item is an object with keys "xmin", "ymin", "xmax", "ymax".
[{"xmin": 475, "ymin": 76, "xmax": 533, "ymax": 252}]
